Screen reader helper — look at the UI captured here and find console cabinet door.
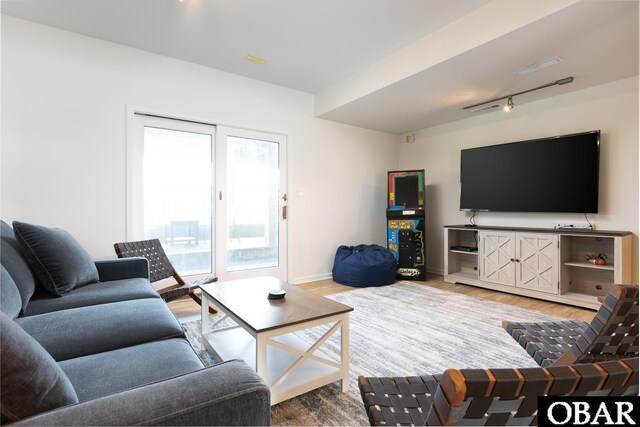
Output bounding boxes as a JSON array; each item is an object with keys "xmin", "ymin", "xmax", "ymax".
[
  {"xmin": 479, "ymin": 231, "xmax": 515, "ymax": 286},
  {"xmin": 515, "ymin": 233, "xmax": 559, "ymax": 294}
]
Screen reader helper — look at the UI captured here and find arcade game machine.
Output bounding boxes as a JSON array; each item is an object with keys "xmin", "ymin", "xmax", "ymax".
[{"xmin": 387, "ymin": 170, "xmax": 426, "ymax": 280}]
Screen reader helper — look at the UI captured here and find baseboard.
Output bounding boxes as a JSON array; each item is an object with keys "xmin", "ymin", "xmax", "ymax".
[
  {"xmin": 291, "ymin": 272, "xmax": 333, "ymax": 285},
  {"xmin": 292, "ymin": 268, "xmax": 442, "ymax": 285}
]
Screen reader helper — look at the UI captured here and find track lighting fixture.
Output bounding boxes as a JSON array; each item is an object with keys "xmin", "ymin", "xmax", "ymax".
[
  {"xmin": 464, "ymin": 76, "xmax": 574, "ymax": 113},
  {"xmin": 504, "ymin": 97, "xmax": 514, "ymax": 112}
]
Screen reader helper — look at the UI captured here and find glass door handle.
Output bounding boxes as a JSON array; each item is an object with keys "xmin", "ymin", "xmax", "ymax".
[{"xmin": 282, "ymin": 205, "xmax": 287, "ymax": 220}]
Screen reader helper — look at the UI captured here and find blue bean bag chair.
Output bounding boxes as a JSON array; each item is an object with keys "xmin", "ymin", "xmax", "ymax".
[{"xmin": 332, "ymin": 244, "xmax": 397, "ymax": 287}]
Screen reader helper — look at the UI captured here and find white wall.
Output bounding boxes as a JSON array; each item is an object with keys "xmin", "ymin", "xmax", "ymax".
[
  {"xmin": 0, "ymin": 15, "xmax": 399, "ymax": 284},
  {"xmin": 399, "ymin": 77, "xmax": 639, "ymax": 282}
]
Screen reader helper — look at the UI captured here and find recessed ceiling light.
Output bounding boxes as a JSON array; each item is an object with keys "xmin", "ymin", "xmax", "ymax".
[
  {"xmin": 513, "ymin": 56, "xmax": 563, "ymax": 76},
  {"xmin": 246, "ymin": 54, "xmax": 267, "ymax": 64}
]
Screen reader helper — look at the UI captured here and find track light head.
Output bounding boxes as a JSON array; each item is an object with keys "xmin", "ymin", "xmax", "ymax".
[{"xmin": 504, "ymin": 97, "xmax": 514, "ymax": 112}]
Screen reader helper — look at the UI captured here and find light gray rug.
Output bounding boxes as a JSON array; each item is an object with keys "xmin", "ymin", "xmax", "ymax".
[{"xmin": 182, "ymin": 281, "xmax": 566, "ymax": 426}]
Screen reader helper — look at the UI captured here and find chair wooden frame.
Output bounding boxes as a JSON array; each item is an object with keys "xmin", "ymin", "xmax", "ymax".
[
  {"xmin": 114, "ymin": 239, "xmax": 217, "ymax": 312},
  {"xmin": 503, "ymin": 284, "xmax": 638, "ymax": 367}
]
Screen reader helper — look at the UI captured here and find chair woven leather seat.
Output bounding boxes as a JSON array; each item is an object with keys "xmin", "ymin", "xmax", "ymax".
[
  {"xmin": 504, "ymin": 319, "xmax": 588, "ymax": 366},
  {"xmin": 359, "ymin": 375, "xmax": 439, "ymax": 426},
  {"xmin": 358, "ymin": 358, "xmax": 639, "ymax": 426},
  {"xmin": 503, "ymin": 284, "xmax": 638, "ymax": 367}
]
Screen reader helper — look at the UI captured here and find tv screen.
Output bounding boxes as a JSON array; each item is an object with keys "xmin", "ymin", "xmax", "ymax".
[{"xmin": 460, "ymin": 131, "xmax": 600, "ymax": 213}]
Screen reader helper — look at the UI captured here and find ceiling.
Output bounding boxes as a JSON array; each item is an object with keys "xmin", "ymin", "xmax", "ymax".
[{"xmin": 2, "ymin": 0, "xmax": 638, "ymax": 134}]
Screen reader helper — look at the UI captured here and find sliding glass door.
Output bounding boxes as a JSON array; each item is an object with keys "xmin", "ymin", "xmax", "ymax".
[{"xmin": 128, "ymin": 111, "xmax": 287, "ymax": 282}]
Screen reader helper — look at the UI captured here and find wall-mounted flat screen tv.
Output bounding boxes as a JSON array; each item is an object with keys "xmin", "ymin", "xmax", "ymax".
[{"xmin": 460, "ymin": 130, "xmax": 600, "ymax": 213}]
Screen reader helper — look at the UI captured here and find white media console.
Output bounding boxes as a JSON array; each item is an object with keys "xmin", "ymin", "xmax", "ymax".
[{"xmin": 444, "ymin": 225, "xmax": 633, "ymax": 309}]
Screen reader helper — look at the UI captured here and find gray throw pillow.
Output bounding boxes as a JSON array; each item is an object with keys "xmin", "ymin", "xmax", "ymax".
[
  {"xmin": 0, "ymin": 265, "xmax": 22, "ymax": 319},
  {"xmin": 0, "ymin": 312, "xmax": 79, "ymax": 421},
  {"xmin": 1, "ymin": 221, "xmax": 38, "ymax": 311},
  {"xmin": 12, "ymin": 221, "xmax": 99, "ymax": 297}
]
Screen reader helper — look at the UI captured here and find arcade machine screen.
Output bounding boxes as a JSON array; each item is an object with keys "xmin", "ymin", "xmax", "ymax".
[{"xmin": 393, "ymin": 175, "xmax": 419, "ymax": 208}]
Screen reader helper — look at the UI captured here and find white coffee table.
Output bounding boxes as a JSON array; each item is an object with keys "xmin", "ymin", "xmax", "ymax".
[{"xmin": 200, "ymin": 276, "xmax": 353, "ymax": 405}]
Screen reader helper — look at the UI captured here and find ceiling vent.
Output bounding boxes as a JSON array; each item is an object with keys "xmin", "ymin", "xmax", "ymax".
[
  {"xmin": 470, "ymin": 103, "xmax": 501, "ymax": 113},
  {"xmin": 513, "ymin": 56, "xmax": 562, "ymax": 76}
]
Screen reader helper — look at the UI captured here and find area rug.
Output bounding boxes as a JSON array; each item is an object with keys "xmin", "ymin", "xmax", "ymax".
[{"xmin": 182, "ymin": 281, "xmax": 567, "ymax": 426}]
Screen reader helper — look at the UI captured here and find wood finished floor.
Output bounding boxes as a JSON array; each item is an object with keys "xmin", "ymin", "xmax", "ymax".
[{"xmin": 169, "ymin": 274, "xmax": 595, "ymax": 323}]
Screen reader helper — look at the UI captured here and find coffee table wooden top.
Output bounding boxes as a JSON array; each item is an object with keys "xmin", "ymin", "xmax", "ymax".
[{"xmin": 200, "ymin": 277, "xmax": 353, "ymax": 333}]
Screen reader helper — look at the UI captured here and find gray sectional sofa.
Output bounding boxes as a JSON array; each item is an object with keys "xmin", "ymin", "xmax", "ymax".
[{"xmin": 0, "ymin": 220, "xmax": 270, "ymax": 425}]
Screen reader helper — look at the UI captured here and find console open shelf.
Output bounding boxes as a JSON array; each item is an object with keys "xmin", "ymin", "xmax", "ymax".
[
  {"xmin": 444, "ymin": 225, "xmax": 633, "ymax": 310},
  {"xmin": 562, "ymin": 261, "xmax": 615, "ymax": 271},
  {"xmin": 444, "ymin": 228, "xmax": 479, "ymax": 282},
  {"xmin": 449, "ymin": 249, "xmax": 478, "ymax": 256}
]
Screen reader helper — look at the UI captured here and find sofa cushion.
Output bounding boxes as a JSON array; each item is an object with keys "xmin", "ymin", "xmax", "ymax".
[
  {"xmin": 12, "ymin": 221, "xmax": 99, "ymax": 297},
  {"xmin": 15, "ymin": 298, "xmax": 185, "ymax": 361},
  {"xmin": 0, "ymin": 312, "xmax": 78, "ymax": 422},
  {"xmin": 0, "ymin": 265, "xmax": 22, "ymax": 319},
  {"xmin": 59, "ymin": 338, "xmax": 204, "ymax": 402},
  {"xmin": 1, "ymin": 221, "xmax": 38, "ymax": 312},
  {"xmin": 23, "ymin": 278, "xmax": 160, "ymax": 316}
]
